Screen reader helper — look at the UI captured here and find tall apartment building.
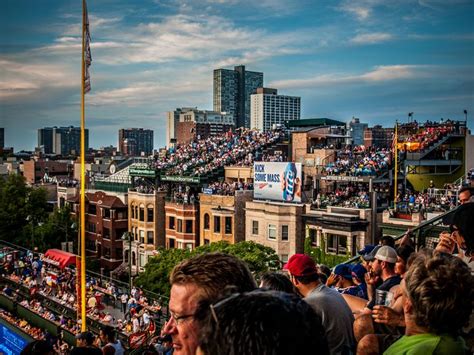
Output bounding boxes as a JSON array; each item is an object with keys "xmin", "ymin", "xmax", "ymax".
[
  {"xmin": 176, "ymin": 109, "xmax": 234, "ymax": 144},
  {"xmin": 250, "ymin": 88, "xmax": 301, "ymax": 132},
  {"xmin": 213, "ymin": 65, "xmax": 263, "ymax": 129},
  {"xmin": 118, "ymin": 128, "xmax": 153, "ymax": 156},
  {"xmin": 38, "ymin": 126, "xmax": 89, "ymax": 155}
]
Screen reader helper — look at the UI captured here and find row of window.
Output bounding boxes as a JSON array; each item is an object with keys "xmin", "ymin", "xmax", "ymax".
[
  {"xmin": 203, "ymin": 214, "xmax": 232, "ymax": 234},
  {"xmin": 130, "ymin": 205, "xmax": 154, "ymax": 222},
  {"xmin": 168, "ymin": 216, "xmax": 194, "ymax": 234},
  {"xmin": 252, "ymin": 221, "xmax": 289, "ymax": 241},
  {"xmin": 130, "ymin": 227, "xmax": 154, "ymax": 244},
  {"xmin": 86, "ymin": 205, "xmax": 126, "ymax": 219}
]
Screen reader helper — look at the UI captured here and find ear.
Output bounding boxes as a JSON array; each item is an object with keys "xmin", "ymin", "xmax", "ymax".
[{"xmin": 404, "ymin": 297, "xmax": 413, "ymax": 315}]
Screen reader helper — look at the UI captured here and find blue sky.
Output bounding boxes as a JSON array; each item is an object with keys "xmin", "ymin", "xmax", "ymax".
[{"xmin": 1, "ymin": 0, "xmax": 473, "ymax": 151}]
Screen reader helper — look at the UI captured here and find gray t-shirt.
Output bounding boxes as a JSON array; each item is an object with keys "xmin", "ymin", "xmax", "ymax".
[{"xmin": 305, "ymin": 283, "xmax": 355, "ymax": 355}]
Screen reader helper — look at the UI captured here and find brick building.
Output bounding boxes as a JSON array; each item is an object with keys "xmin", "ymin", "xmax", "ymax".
[{"xmin": 68, "ymin": 191, "xmax": 128, "ymax": 270}]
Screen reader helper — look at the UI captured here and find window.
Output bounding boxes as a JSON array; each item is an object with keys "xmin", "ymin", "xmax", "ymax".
[
  {"xmin": 86, "ymin": 240, "xmax": 96, "ymax": 251},
  {"xmin": 204, "ymin": 214, "xmax": 210, "ymax": 230},
  {"xmin": 186, "ymin": 243, "xmax": 193, "ymax": 250},
  {"xmin": 169, "ymin": 216, "xmax": 175, "ymax": 230},
  {"xmin": 204, "ymin": 239, "xmax": 210, "ymax": 245},
  {"xmin": 326, "ymin": 234, "xmax": 348, "ymax": 256},
  {"xmin": 103, "ymin": 208, "xmax": 111, "ymax": 219},
  {"xmin": 140, "ymin": 254, "xmax": 146, "ymax": 268},
  {"xmin": 185, "ymin": 220, "xmax": 193, "ymax": 234},
  {"xmin": 214, "ymin": 216, "xmax": 221, "ymax": 233},
  {"xmin": 134, "ymin": 206, "xmax": 139, "ymax": 220},
  {"xmin": 177, "ymin": 219, "xmax": 183, "ymax": 233},
  {"xmin": 268, "ymin": 224, "xmax": 277, "ymax": 240},
  {"xmin": 87, "ymin": 222, "xmax": 96, "ymax": 233},
  {"xmin": 131, "ymin": 205, "xmax": 135, "ymax": 219},
  {"xmin": 139, "ymin": 207, "xmax": 145, "ymax": 221},
  {"xmin": 117, "ymin": 210, "xmax": 127, "ymax": 220},
  {"xmin": 116, "ymin": 248, "xmax": 123, "ymax": 258},
  {"xmin": 87, "ymin": 204, "xmax": 96, "ymax": 215},
  {"xmin": 103, "ymin": 247, "xmax": 111, "ymax": 259},
  {"xmin": 225, "ymin": 217, "xmax": 232, "ymax": 234},
  {"xmin": 252, "ymin": 221, "xmax": 258, "ymax": 235},
  {"xmin": 147, "ymin": 231, "xmax": 154, "ymax": 244},
  {"xmin": 147, "ymin": 207, "xmax": 154, "ymax": 222},
  {"xmin": 281, "ymin": 225, "xmax": 289, "ymax": 241},
  {"xmin": 280, "ymin": 254, "xmax": 288, "ymax": 263},
  {"xmin": 103, "ymin": 227, "xmax": 111, "ymax": 239}
]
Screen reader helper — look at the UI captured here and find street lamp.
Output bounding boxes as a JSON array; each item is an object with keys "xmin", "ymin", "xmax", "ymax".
[{"xmin": 122, "ymin": 231, "xmax": 133, "ymax": 293}]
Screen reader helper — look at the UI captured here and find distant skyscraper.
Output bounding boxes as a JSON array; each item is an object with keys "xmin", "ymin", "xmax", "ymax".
[
  {"xmin": 118, "ymin": 128, "xmax": 153, "ymax": 156},
  {"xmin": 38, "ymin": 126, "xmax": 88, "ymax": 155},
  {"xmin": 213, "ymin": 65, "xmax": 263, "ymax": 129},
  {"xmin": 0, "ymin": 128, "xmax": 4, "ymax": 148},
  {"xmin": 250, "ymin": 88, "xmax": 301, "ymax": 132}
]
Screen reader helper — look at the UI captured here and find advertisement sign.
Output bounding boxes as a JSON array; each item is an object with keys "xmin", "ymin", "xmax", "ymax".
[
  {"xmin": 161, "ymin": 175, "xmax": 201, "ymax": 183},
  {"xmin": 253, "ymin": 162, "xmax": 302, "ymax": 203},
  {"xmin": 129, "ymin": 168, "xmax": 157, "ymax": 177}
]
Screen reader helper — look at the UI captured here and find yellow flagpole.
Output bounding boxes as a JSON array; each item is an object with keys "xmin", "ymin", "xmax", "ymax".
[
  {"xmin": 80, "ymin": 0, "xmax": 87, "ymax": 332},
  {"xmin": 393, "ymin": 120, "xmax": 398, "ymax": 208}
]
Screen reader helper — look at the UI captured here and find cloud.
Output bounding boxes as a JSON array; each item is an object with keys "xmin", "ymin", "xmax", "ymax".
[
  {"xmin": 337, "ymin": 0, "xmax": 380, "ymax": 20},
  {"xmin": 269, "ymin": 65, "xmax": 435, "ymax": 89},
  {"xmin": 350, "ymin": 32, "xmax": 393, "ymax": 44},
  {"xmin": 0, "ymin": 59, "xmax": 77, "ymax": 100}
]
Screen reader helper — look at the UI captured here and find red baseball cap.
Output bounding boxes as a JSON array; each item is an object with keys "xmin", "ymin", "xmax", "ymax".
[{"xmin": 283, "ymin": 254, "xmax": 318, "ymax": 277}]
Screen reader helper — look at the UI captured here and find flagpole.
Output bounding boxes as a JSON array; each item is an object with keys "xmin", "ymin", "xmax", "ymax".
[
  {"xmin": 393, "ymin": 120, "xmax": 398, "ymax": 208},
  {"xmin": 80, "ymin": 0, "xmax": 87, "ymax": 332}
]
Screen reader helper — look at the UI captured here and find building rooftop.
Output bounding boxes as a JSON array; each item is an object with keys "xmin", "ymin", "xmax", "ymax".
[{"xmin": 286, "ymin": 118, "xmax": 346, "ymax": 128}]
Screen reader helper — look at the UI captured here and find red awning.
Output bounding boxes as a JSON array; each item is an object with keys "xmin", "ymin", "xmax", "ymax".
[{"xmin": 44, "ymin": 249, "xmax": 77, "ymax": 269}]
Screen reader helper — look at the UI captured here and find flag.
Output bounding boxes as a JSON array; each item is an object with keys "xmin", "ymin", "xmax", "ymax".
[{"xmin": 84, "ymin": 0, "xmax": 92, "ymax": 94}]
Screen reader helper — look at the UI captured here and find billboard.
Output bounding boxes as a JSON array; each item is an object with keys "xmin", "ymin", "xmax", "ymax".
[{"xmin": 253, "ymin": 162, "xmax": 302, "ymax": 203}]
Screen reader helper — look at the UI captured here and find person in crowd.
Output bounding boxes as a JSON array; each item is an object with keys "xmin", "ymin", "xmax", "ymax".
[
  {"xmin": 394, "ymin": 245, "xmax": 415, "ymax": 276},
  {"xmin": 326, "ymin": 264, "xmax": 365, "ymax": 298},
  {"xmin": 259, "ymin": 271, "xmax": 299, "ymax": 295},
  {"xmin": 379, "ymin": 235, "xmax": 395, "ymax": 248},
  {"xmin": 161, "ymin": 252, "xmax": 257, "ymax": 355},
  {"xmin": 100, "ymin": 325, "xmax": 124, "ymax": 355},
  {"xmin": 350, "ymin": 263, "xmax": 368, "ymax": 299},
  {"xmin": 458, "ymin": 186, "xmax": 474, "ymax": 205},
  {"xmin": 317, "ymin": 264, "xmax": 331, "ymax": 284},
  {"xmin": 438, "ymin": 202, "xmax": 474, "ymax": 271},
  {"xmin": 195, "ymin": 290, "xmax": 328, "ymax": 355},
  {"xmin": 70, "ymin": 331, "xmax": 102, "ymax": 355},
  {"xmin": 285, "ymin": 254, "xmax": 355, "ymax": 354},
  {"xmin": 385, "ymin": 250, "xmax": 473, "ymax": 354},
  {"xmin": 154, "ymin": 334, "xmax": 173, "ymax": 355}
]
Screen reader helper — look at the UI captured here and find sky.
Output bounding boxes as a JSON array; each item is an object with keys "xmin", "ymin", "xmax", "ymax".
[{"xmin": 1, "ymin": 0, "xmax": 473, "ymax": 151}]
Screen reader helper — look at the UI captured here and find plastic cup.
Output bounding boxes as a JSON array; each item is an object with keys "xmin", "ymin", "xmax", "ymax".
[{"xmin": 375, "ymin": 290, "xmax": 393, "ymax": 306}]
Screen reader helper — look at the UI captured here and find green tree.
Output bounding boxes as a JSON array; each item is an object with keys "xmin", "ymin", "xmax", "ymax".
[
  {"xmin": 134, "ymin": 241, "xmax": 280, "ymax": 298},
  {"xmin": 0, "ymin": 174, "xmax": 50, "ymax": 249},
  {"xmin": 37, "ymin": 206, "xmax": 77, "ymax": 251}
]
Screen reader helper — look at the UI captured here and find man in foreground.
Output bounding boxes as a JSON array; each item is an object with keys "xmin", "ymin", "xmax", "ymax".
[
  {"xmin": 162, "ymin": 252, "xmax": 257, "ymax": 355},
  {"xmin": 285, "ymin": 254, "xmax": 355, "ymax": 354}
]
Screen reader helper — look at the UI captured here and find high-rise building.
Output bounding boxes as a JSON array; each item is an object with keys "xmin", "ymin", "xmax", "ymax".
[
  {"xmin": 118, "ymin": 128, "xmax": 154, "ymax": 156},
  {"xmin": 0, "ymin": 128, "xmax": 4, "ymax": 148},
  {"xmin": 213, "ymin": 65, "xmax": 263, "ymax": 129},
  {"xmin": 250, "ymin": 88, "xmax": 301, "ymax": 132},
  {"xmin": 38, "ymin": 126, "xmax": 89, "ymax": 155},
  {"xmin": 347, "ymin": 118, "xmax": 368, "ymax": 146}
]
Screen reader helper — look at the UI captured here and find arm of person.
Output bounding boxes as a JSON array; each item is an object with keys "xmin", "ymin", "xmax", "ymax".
[{"xmin": 372, "ymin": 305, "xmax": 405, "ymax": 327}]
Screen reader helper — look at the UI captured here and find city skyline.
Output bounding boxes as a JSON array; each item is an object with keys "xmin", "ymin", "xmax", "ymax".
[{"xmin": 1, "ymin": 0, "xmax": 473, "ymax": 151}]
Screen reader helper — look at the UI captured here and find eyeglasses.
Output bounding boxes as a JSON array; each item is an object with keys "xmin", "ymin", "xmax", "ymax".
[{"xmin": 168, "ymin": 311, "xmax": 195, "ymax": 325}]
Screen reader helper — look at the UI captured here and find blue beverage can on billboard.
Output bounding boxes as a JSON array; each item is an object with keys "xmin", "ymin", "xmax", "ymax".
[{"xmin": 283, "ymin": 163, "xmax": 297, "ymax": 201}]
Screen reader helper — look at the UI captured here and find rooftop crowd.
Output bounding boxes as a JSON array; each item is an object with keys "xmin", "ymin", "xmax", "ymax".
[
  {"xmin": 323, "ymin": 146, "xmax": 391, "ymax": 177},
  {"xmin": 151, "ymin": 129, "xmax": 283, "ymax": 177},
  {"xmin": 398, "ymin": 119, "xmax": 462, "ymax": 152}
]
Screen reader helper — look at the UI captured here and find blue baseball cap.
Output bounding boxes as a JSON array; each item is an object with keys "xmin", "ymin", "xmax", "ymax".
[
  {"xmin": 358, "ymin": 244, "xmax": 376, "ymax": 256},
  {"xmin": 351, "ymin": 263, "xmax": 367, "ymax": 281},
  {"xmin": 333, "ymin": 264, "xmax": 352, "ymax": 280}
]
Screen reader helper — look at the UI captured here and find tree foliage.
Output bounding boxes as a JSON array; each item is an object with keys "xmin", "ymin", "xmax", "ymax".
[
  {"xmin": 0, "ymin": 174, "xmax": 75, "ymax": 251},
  {"xmin": 134, "ymin": 241, "xmax": 280, "ymax": 298}
]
